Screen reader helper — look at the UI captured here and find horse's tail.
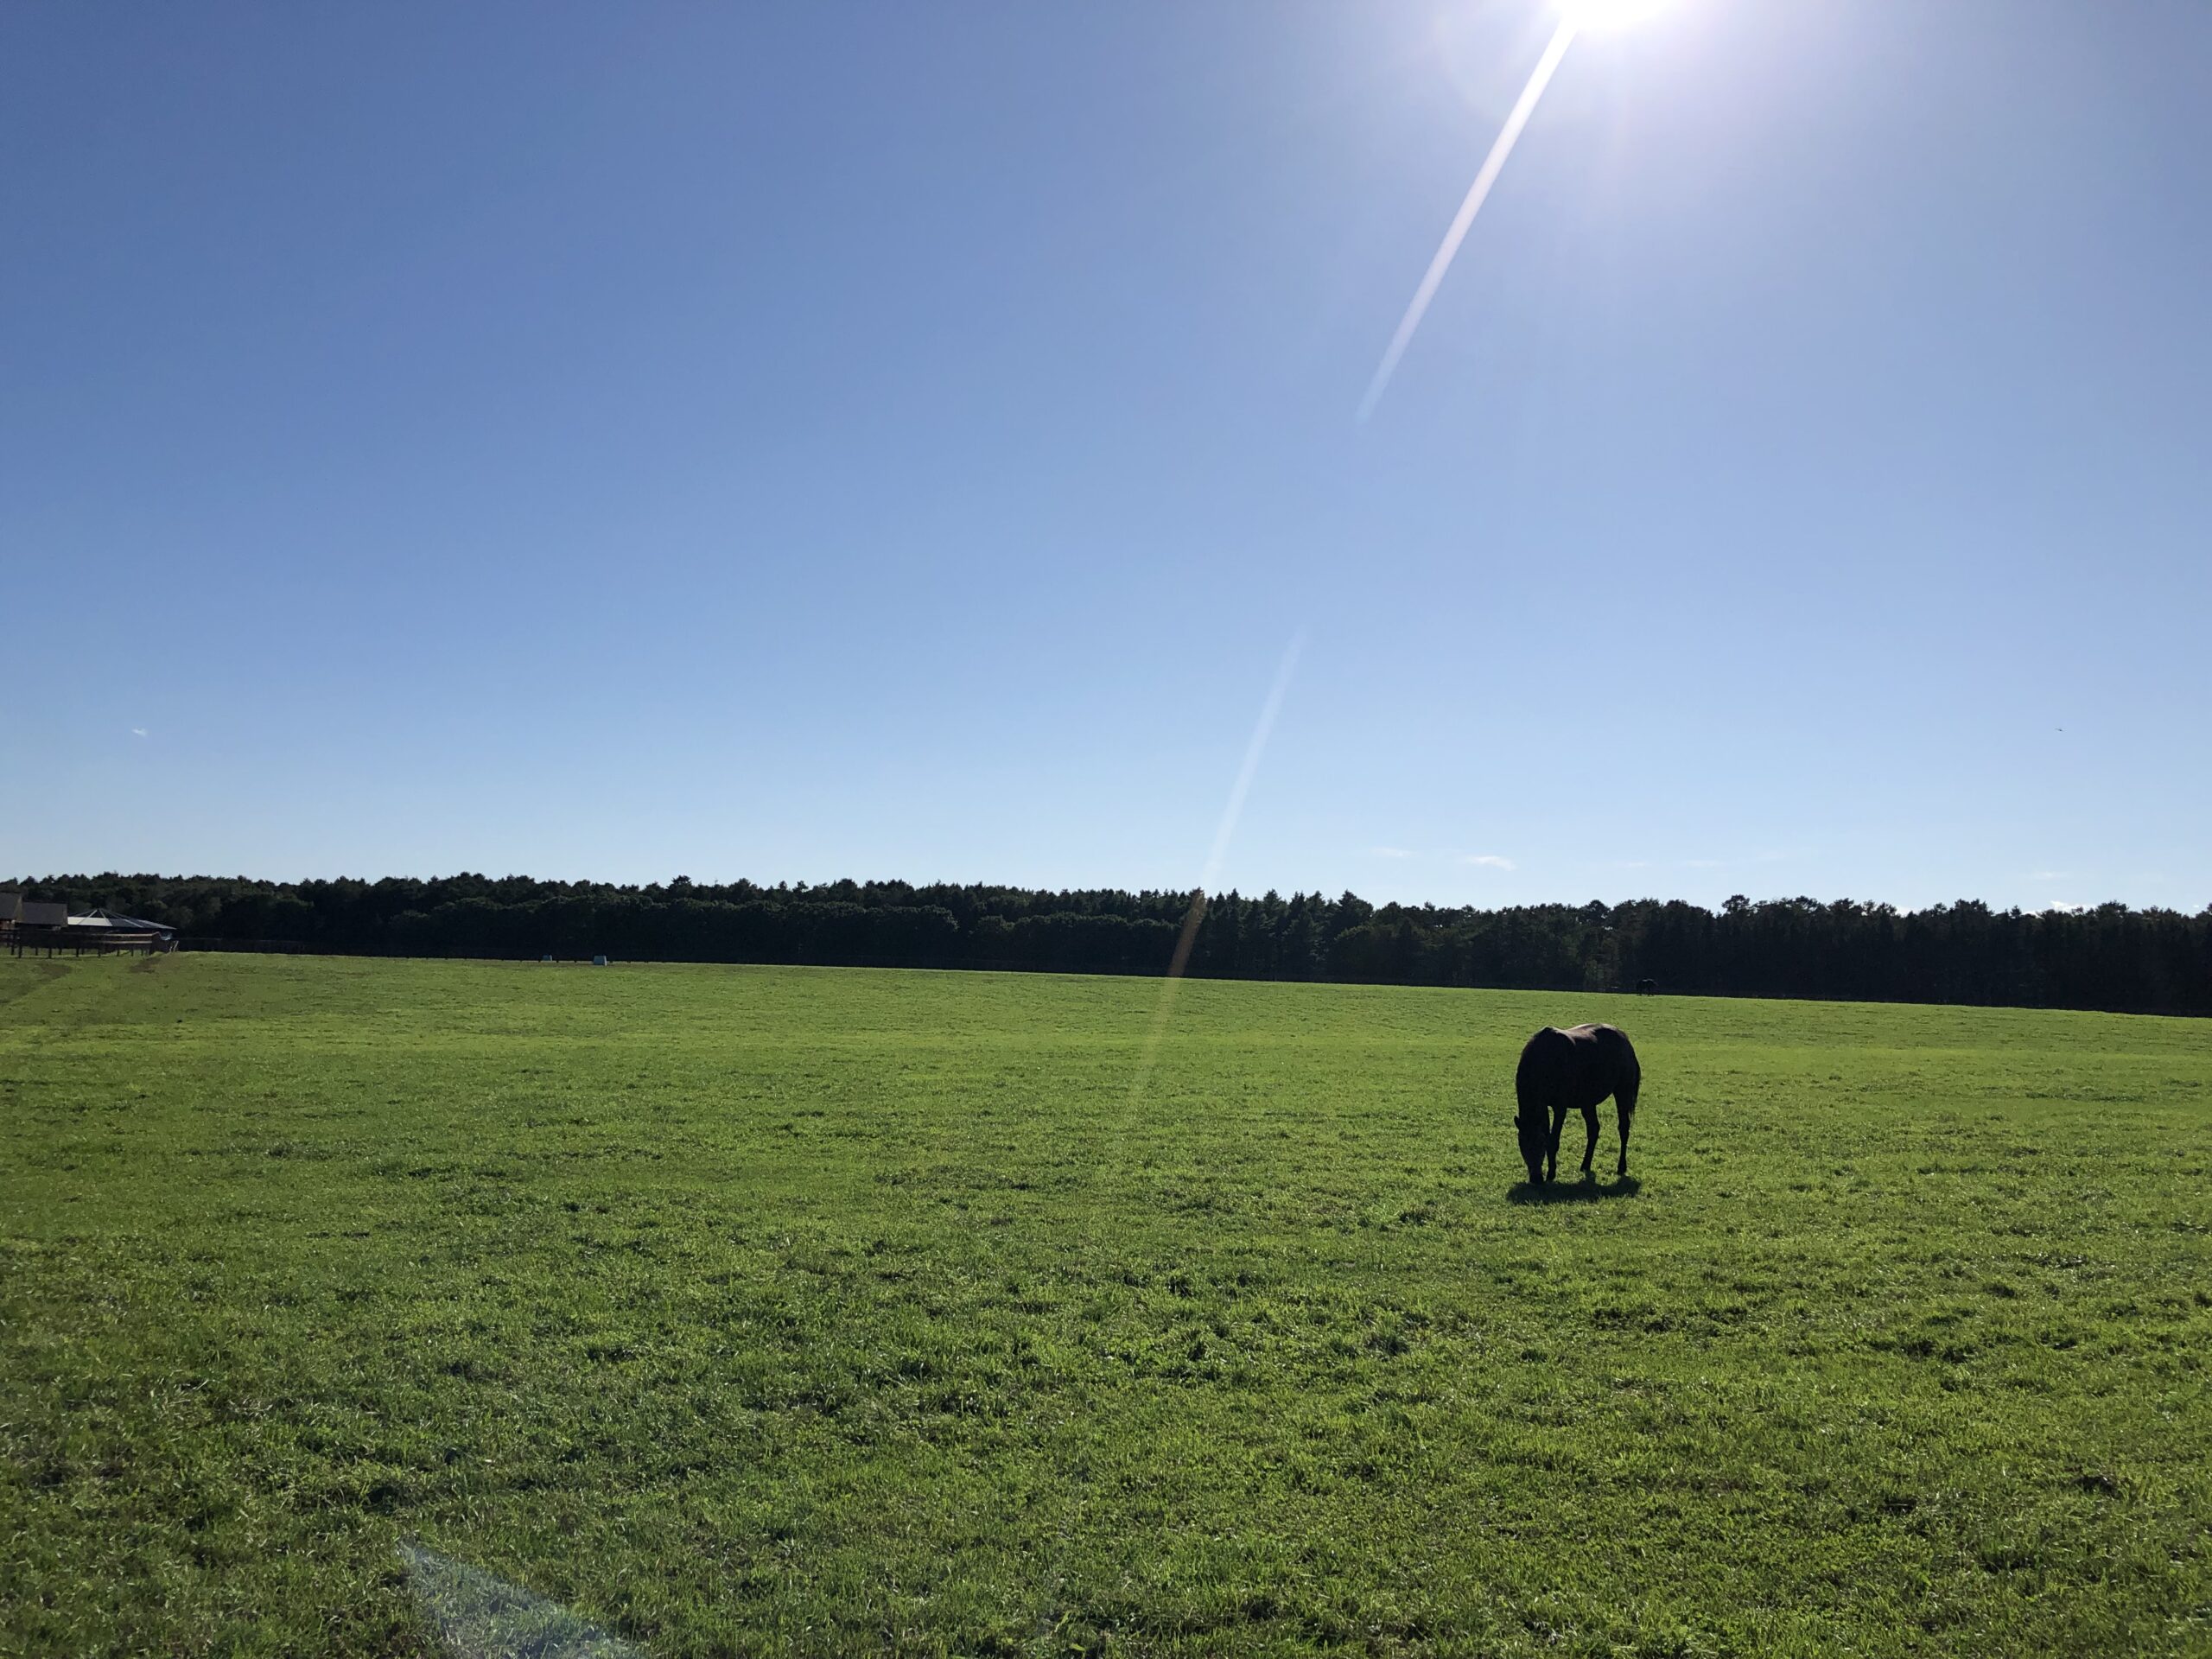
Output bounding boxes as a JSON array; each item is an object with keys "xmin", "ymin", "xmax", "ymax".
[{"xmin": 1609, "ymin": 1027, "xmax": 1642, "ymax": 1107}]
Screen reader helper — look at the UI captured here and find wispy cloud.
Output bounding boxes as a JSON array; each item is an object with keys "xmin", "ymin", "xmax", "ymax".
[
  {"xmin": 130, "ymin": 727, "xmax": 148, "ymax": 738},
  {"xmin": 1459, "ymin": 854, "xmax": 1516, "ymax": 871},
  {"xmin": 1366, "ymin": 846, "xmax": 1414, "ymax": 860},
  {"xmin": 1683, "ymin": 858, "xmax": 1724, "ymax": 869},
  {"xmin": 2028, "ymin": 870, "xmax": 2065, "ymax": 882}
]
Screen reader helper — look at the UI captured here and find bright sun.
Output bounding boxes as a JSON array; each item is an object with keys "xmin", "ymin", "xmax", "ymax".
[
  {"xmin": 1556, "ymin": 0, "xmax": 1675, "ymax": 30},
  {"xmin": 1360, "ymin": 0, "xmax": 1682, "ymax": 418}
]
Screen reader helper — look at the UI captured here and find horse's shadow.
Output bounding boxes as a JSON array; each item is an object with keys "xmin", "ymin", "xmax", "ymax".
[{"xmin": 1508, "ymin": 1174, "xmax": 1643, "ymax": 1205}]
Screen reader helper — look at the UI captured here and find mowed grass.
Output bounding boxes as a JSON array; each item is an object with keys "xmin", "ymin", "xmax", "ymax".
[{"xmin": 3, "ymin": 956, "xmax": 2209, "ymax": 1657}]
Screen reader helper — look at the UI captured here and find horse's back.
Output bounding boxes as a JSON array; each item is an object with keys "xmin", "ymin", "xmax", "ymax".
[
  {"xmin": 1563, "ymin": 1022, "xmax": 1637, "ymax": 1071},
  {"xmin": 1520, "ymin": 1022, "xmax": 1637, "ymax": 1106}
]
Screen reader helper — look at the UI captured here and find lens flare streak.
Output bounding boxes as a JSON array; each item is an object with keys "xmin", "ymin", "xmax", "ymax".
[
  {"xmin": 1123, "ymin": 630, "xmax": 1305, "ymax": 1112},
  {"xmin": 398, "ymin": 1542, "xmax": 642, "ymax": 1659},
  {"xmin": 1357, "ymin": 18, "xmax": 1579, "ymax": 423},
  {"xmin": 1026, "ymin": 629, "xmax": 1306, "ymax": 1640}
]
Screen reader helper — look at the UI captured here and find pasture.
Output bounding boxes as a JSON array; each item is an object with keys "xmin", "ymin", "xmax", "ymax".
[{"xmin": 3, "ymin": 954, "xmax": 2209, "ymax": 1656}]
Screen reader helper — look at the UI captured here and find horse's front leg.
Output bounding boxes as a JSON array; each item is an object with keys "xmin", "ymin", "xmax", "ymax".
[
  {"xmin": 1546, "ymin": 1104, "xmax": 1566, "ymax": 1183},
  {"xmin": 1580, "ymin": 1105, "xmax": 1599, "ymax": 1175}
]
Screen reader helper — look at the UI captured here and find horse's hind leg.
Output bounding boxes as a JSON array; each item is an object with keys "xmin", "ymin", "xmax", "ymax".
[
  {"xmin": 1580, "ymin": 1105, "xmax": 1599, "ymax": 1175},
  {"xmin": 1615, "ymin": 1079, "xmax": 1638, "ymax": 1178}
]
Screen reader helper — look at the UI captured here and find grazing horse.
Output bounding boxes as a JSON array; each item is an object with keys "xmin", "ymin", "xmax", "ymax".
[
  {"xmin": 1636, "ymin": 976, "xmax": 1656, "ymax": 995},
  {"xmin": 1515, "ymin": 1022, "xmax": 1640, "ymax": 1185}
]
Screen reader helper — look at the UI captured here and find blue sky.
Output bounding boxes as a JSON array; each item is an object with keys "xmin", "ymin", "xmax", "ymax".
[{"xmin": 6, "ymin": 1, "xmax": 2208, "ymax": 912}]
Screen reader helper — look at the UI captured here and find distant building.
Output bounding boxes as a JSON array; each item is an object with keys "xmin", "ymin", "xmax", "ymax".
[
  {"xmin": 3, "ymin": 897, "xmax": 175, "ymax": 954},
  {"xmin": 67, "ymin": 909, "xmax": 177, "ymax": 944}
]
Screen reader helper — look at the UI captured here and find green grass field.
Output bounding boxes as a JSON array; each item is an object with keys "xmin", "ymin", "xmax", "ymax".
[{"xmin": 3, "ymin": 954, "xmax": 2209, "ymax": 1656}]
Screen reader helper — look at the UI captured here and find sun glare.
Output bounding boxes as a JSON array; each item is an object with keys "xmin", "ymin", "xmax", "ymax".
[
  {"xmin": 1557, "ymin": 0, "xmax": 1673, "ymax": 31},
  {"xmin": 1360, "ymin": 0, "xmax": 1681, "ymax": 420}
]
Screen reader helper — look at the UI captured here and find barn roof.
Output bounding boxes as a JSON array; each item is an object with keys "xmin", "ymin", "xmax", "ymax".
[{"xmin": 67, "ymin": 909, "xmax": 176, "ymax": 935}]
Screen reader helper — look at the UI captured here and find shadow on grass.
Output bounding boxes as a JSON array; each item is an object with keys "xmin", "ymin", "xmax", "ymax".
[{"xmin": 1507, "ymin": 1174, "xmax": 1643, "ymax": 1205}]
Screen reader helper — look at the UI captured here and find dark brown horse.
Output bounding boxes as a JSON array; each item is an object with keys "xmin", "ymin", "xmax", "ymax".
[{"xmin": 1515, "ymin": 1022, "xmax": 1640, "ymax": 1185}]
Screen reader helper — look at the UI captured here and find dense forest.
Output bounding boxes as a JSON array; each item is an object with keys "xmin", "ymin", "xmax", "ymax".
[{"xmin": 12, "ymin": 871, "xmax": 2209, "ymax": 1016}]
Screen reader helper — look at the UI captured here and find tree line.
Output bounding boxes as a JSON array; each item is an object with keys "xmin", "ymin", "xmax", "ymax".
[{"xmin": 11, "ymin": 872, "xmax": 2209, "ymax": 1015}]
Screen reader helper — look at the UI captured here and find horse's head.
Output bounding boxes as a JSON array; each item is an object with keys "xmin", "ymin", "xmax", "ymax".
[{"xmin": 1516, "ymin": 1109, "xmax": 1547, "ymax": 1185}]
